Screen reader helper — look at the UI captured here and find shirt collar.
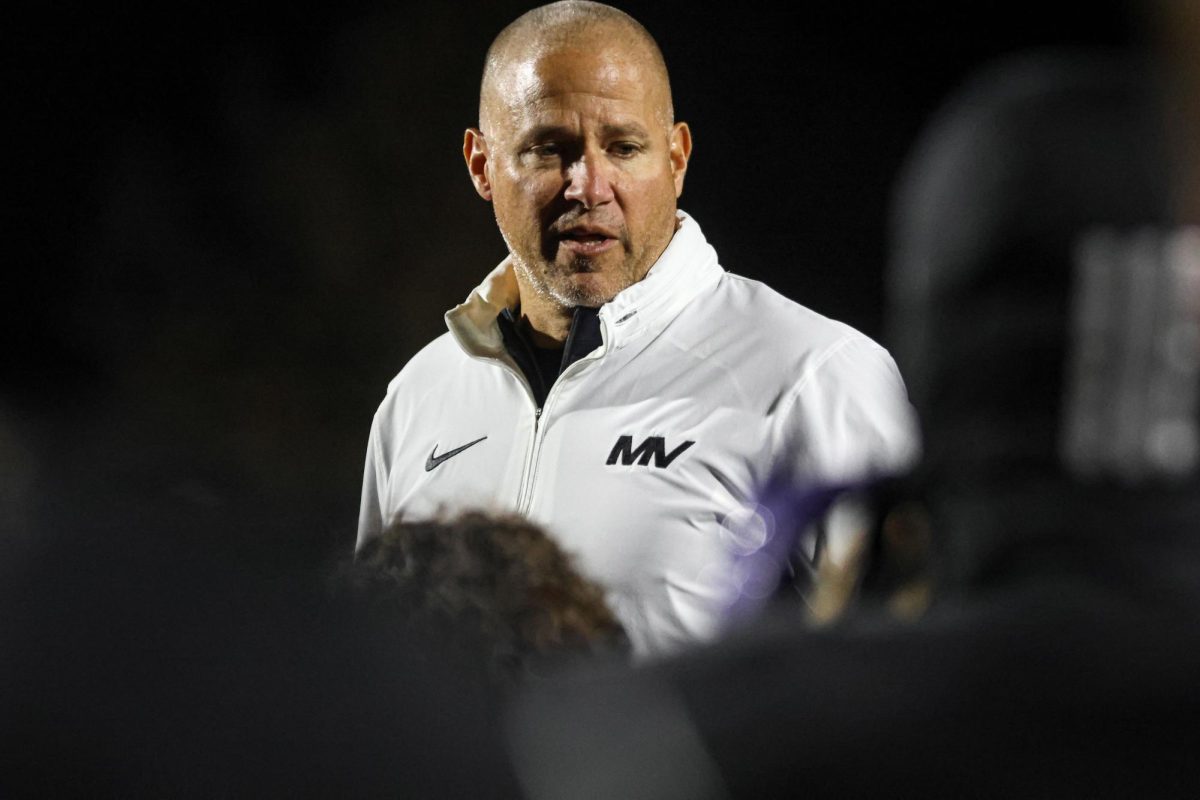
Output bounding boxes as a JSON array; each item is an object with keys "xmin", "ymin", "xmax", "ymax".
[
  {"xmin": 445, "ymin": 210, "xmax": 723, "ymax": 357},
  {"xmin": 597, "ymin": 210, "xmax": 723, "ymax": 348}
]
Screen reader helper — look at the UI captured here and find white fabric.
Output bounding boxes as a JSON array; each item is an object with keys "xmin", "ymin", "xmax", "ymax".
[{"xmin": 358, "ymin": 211, "xmax": 919, "ymax": 656}]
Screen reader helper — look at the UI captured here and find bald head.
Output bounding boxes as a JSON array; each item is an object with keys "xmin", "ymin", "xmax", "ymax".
[
  {"xmin": 463, "ymin": 1, "xmax": 692, "ymax": 338},
  {"xmin": 479, "ymin": 1, "xmax": 674, "ymax": 134}
]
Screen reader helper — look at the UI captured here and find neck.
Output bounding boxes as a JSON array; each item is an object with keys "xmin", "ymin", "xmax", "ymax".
[
  {"xmin": 508, "ymin": 275, "xmax": 578, "ymax": 345},
  {"xmin": 515, "ymin": 288, "xmax": 574, "ymax": 347}
]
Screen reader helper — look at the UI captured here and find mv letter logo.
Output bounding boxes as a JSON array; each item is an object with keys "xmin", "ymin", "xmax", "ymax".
[{"xmin": 606, "ymin": 435, "xmax": 695, "ymax": 468}]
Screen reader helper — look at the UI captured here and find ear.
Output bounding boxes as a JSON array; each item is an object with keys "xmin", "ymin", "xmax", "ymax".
[
  {"xmin": 463, "ymin": 128, "xmax": 492, "ymax": 201},
  {"xmin": 668, "ymin": 122, "xmax": 692, "ymax": 198}
]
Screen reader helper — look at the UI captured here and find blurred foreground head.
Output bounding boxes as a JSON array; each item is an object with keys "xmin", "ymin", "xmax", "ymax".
[
  {"xmin": 888, "ymin": 49, "xmax": 1200, "ymax": 591},
  {"xmin": 340, "ymin": 511, "xmax": 629, "ymax": 682}
]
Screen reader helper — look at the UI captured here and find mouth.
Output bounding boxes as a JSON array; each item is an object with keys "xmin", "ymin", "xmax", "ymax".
[{"xmin": 556, "ymin": 226, "xmax": 620, "ymax": 256}]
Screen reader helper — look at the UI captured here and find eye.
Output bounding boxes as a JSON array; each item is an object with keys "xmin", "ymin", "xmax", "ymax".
[
  {"xmin": 609, "ymin": 141, "xmax": 642, "ymax": 158},
  {"xmin": 528, "ymin": 143, "xmax": 563, "ymax": 159}
]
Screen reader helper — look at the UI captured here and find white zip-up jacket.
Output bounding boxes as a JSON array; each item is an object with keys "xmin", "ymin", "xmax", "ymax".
[{"xmin": 358, "ymin": 212, "xmax": 919, "ymax": 656}]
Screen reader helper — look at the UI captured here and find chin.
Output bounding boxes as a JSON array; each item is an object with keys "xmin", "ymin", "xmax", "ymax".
[{"xmin": 551, "ymin": 274, "xmax": 622, "ymax": 308}]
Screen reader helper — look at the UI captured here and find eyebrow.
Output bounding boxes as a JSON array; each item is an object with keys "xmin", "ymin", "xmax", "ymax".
[
  {"xmin": 517, "ymin": 121, "xmax": 653, "ymax": 147},
  {"xmin": 599, "ymin": 122, "xmax": 652, "ymax": 140}
]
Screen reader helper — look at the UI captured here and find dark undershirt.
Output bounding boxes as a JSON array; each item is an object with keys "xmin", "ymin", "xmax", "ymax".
[
  {"xmin": 496, "ymin": 306, "xmax": 602, "ymax": 409},
  {"xmin": 531, "ymin": 344, "xmax": 565, "ymax": 393}
]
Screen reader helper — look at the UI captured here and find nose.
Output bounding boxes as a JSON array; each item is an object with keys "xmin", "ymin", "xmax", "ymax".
[{"xmin": 562, "ymin": 151, "xmax": 615, "ymax": 209}]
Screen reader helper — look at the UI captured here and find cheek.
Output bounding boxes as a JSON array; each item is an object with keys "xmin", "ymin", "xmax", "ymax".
[
  {"xmin": 496, "ymin": 176, "xmax": 559, "ymax": 223},
  {"xmin": 493, "ymin": 189, "xmax": 531, "ymax": 230},
  {"xmin": 623, "ymin": 178, "xmax": 677, "ymax": 227},
  {"xmin": 525, "ymin": 174, "xmax": 565, "ymax": 208}
]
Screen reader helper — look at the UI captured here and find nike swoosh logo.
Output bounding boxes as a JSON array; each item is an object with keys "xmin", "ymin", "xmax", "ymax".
[{"xmin": 425, "ymin": 436, "xmax": 488, "ymax": 472}]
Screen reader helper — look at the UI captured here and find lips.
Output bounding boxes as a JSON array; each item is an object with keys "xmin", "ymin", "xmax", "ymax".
[
  {"xmin": 558, "ymin": 224, "xmax": 619, "ymax": 241},
  {"xmin": 555, "ymin": 225, "xmax": 619, "ymax": 255},
  {"xmin": 556, "ymin": 226, "xmax": 619, "ymax": 255}
]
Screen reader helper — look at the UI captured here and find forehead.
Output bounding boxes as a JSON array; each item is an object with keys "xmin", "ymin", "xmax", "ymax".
[{"xmin": 492, "ymin": 43, "xmax": 665, "ymax": 131}]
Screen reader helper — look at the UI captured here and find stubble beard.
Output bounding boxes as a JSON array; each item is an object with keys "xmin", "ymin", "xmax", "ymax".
[{"xmin": 509, "ymin": 242, "xmax": 642, "ymax": 310}]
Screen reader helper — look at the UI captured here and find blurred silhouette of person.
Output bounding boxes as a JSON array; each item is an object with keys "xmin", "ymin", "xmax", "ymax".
[
  {"xmin": 1, "ymin": 521, "xmax": 521, "ymax": 798},
  {"xmin": 503, "ymin": 36, "xmax": 1200, "ymax": 800},
  {"xmin": 357, "ymin": 0, "xmax": 918, "ymax": 658},
  {"xmin": 337, "ymin": 511, "xmax": 630, "ymax": 685}
]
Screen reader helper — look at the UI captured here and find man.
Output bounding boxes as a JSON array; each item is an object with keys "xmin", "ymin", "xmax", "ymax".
[{"xmin": 358, "ymin": 1, "xmax": 918, "ymax": 656}]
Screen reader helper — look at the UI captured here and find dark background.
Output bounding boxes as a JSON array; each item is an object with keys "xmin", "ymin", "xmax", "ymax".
[{"xmin": 8, "ymin": 1, "xmax": 1137, "ymax": 567}]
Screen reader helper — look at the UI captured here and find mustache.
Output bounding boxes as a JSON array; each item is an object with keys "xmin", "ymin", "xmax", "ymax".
[{"xmin": 548, "ymin": 213, "xmax": 623, "ymax": 239}]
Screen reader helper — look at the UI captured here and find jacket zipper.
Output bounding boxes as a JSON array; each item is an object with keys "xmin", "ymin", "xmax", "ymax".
[
  {"xmin": 514, "ymin": 317, "xmax": 609, "ymax": 515},
  {"xmin": 516, "ymin": 405, "xmax": 542, "ymax": 514},
  {"xmin": 483, "ymin": 354, "xmax": 541, "ymax": 508},
  {"xmin": 516, "ymin": 371, "xmax": 561, "ymax": 515}
]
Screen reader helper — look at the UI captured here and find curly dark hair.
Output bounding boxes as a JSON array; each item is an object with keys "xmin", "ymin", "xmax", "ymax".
[{"xmin": 336, "ymin": 511, "xmax": 628, "ymax": 682}]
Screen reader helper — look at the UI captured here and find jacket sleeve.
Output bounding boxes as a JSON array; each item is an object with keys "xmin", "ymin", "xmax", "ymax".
[
  {"xmin": 776, "ymin": 335, "xmax": 921, "ymax": 485},
  {"xmin": 355, "ymin": 414, "xmax": 387, "ymax": 553}
]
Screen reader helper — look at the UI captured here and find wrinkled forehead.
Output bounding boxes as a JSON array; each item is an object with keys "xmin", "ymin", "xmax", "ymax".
[
  {"xmin": 521, "ymin": 46, "xmax": 647, "ymax": 99},
  {"xmin": 484, "ymin": 41, "xmax": 670, "ymax": 133}
]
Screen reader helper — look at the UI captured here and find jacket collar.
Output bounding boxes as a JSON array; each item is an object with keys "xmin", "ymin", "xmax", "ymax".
[{"xmin": 444, "ymin": 210, "xmax": 723, "ymax": 359}]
